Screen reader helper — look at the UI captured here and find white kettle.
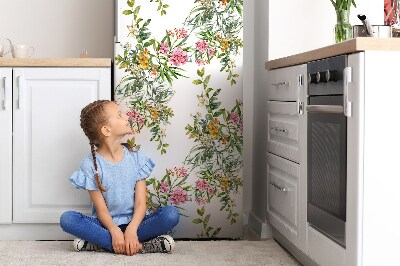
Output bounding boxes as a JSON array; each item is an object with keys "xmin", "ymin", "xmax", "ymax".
[{"xmin": 0, "ymin": 38, "xmax": 12, "ymax": 57}]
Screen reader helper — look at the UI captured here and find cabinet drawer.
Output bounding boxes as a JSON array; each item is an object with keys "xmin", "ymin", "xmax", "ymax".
[
  {"xmin": 267, "ymin": 153, "xmax": 299, "ymax": 244},
  {"xmin": 267, "ymin": 101, "xmax": 299, "ymax": 163},
  {"xmin": 266, "ymin": 64, "xmax": 305, "ymax": 101}
]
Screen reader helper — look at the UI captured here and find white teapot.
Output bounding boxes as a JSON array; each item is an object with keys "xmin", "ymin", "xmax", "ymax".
[{"xmin": 0, "ymin": 38, "xmax": 12, "ymax": 57}]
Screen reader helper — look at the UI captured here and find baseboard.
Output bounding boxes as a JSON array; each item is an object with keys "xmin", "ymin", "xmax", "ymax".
[
  {"xmin": 272, "ymin": 228, "xmax": 318, "ymax": 266},
  {"xmin": 248, "ymin": 211, "xmax": 272, "ymax": 239},
  {"xmin": 0, "ymin": 224, "xmax": 73, "ymax": 240}
]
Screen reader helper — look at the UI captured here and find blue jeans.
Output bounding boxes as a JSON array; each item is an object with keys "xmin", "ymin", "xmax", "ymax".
[{"xmin": 60, "ymin": 206, "xmax": 180, "ymax": 252}]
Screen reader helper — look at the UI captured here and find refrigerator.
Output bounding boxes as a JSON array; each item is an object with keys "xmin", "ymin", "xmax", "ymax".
[{"xmin": 113, "ymin": 0, "xmax": 243, "ymax": 239}]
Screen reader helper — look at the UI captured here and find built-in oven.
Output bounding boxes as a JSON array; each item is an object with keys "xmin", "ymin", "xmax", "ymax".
[{"xmin": 306, "ymin": 55, "xmax": 348, "ymax": 248}]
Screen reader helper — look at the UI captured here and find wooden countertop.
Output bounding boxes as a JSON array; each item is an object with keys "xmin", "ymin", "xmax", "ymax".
[
  {"xmin": 0, "ymin": 58, "xmax": 112, "ymax": 67},
  {"xmin": 265, "ymin": 37, "xmax": 400, "ymax": 70}
]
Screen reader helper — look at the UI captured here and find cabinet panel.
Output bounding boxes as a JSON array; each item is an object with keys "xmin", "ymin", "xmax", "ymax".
[
  {"xmin": 0, "ymin": 68, "xmax": 12, "ymax": 224},
  {"xmin": 13, "ymin": 68, "xmax": 111, "ymax": 223},
  {"xmin": 267, "ymin": 152, "xmax": 299, "ymax": 245},
  {"xmin": 266, "ymin": 64, "xmax": 305, "ymax": 101},
  {"xmin": 267, "ymin": 101, "xmax": 299, "ymax": 163}
]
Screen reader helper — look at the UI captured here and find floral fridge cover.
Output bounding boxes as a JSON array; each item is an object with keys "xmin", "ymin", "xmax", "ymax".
[{"xmin": 114, "ymin": 0, "xmax": 243, "ymax": 238}]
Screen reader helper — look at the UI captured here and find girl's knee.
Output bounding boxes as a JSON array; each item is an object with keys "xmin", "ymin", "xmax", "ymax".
[
  {"xmin": 59, "ymin": 211, "xmax": 79, "ymax": 231},
  {"xmin": 163, "ymin": 206, "xmax": 180, "ymax": 227}
]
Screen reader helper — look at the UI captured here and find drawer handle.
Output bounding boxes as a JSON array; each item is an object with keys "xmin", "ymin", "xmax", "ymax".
[
  {"xmin": 270, "ymin": 181, "xmax": 290, "ymax": 192},
  {"xmin": 270, "ymin": 127, "xmax": 288, "ymax": 133},
  {"xmin": 272, "ymin": 81, "xmax": 289, "ymax": 87}
]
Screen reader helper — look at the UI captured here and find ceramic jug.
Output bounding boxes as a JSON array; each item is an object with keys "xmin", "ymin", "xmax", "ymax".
[{"xmin": 0, "ymin": 38, "xmax": 12, "ymax": 57}]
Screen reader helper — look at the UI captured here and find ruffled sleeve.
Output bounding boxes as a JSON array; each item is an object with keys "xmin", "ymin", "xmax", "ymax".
[
  {"xmin": 70, "ymin": 159, "xmax": 99, "ymax": 190},
  {"xmin": 135, "ymin": 149, "xmax": 155, "ymax": 180}
]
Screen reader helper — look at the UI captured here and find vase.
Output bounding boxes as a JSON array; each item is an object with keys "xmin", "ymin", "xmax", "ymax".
[{"xmin": 335, "ymin": 9, "xmax": 352, "ymax": 43}]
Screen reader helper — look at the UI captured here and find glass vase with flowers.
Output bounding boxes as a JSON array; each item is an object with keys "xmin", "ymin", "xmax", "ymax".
[{"xmin": 331, "ymin": 0, "xmax": 357, "ymax": 43}]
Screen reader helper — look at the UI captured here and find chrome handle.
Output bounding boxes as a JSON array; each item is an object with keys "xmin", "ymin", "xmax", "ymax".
[
  {"xmin": 2, "ymin": 77, "xmax": 6, "ymax": 110},
  {"xmin": 270, "ymin": 127, "xmax": 288, "ymax": 133},
  {"xmin": 272, "ymin": 81, "xmax": 289, "ymax": 87},
  {"xmin": 17, "ymin": 76, "xmax": 23, "ymax": 109},
  {"xmin": 306, "ymin": 105, "xmax": 343, "ymax": 114},
  {"xmin": 270, "ymin": 181, "xmax": 290, "ymax": 192},
  {"xmin": 343, "ymin": 67, "xmax": 352, "ymax": 117}
]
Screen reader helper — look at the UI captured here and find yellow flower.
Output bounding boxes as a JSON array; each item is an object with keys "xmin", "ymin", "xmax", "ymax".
[
  {"xmin": 221, "ymin": 178, "xmax": 229, "ymax": 191},
  {"xmin": 208, "ymin": 118, "xmax": 220, "ymax": 139},
  {"xmin": 138, "ymin": 49, "xmax": 150, "ymax": 69},
  {"xmin": 221, "ymin": 38, "xmax": 229, "ymax": 51},
  {"xmin": 151, "ymin": 108, "xmax": 159, "ymax": 120}
]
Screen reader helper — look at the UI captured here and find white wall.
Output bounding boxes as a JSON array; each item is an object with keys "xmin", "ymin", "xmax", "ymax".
[
  {"xmin": 0, "ymin": 0, "xmax": 114, "ymax": 58},
  {"xmin": 268, "ymin": 0, "xmax": 383, "ymax": 59}
]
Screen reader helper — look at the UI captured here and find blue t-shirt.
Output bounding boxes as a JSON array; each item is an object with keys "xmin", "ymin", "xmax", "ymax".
[{"xmin": 70, "ymin": 145, "xmax": 155, "ymax": 226}]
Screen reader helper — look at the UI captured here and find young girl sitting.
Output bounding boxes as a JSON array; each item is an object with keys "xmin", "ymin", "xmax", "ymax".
[{"xmin": 60, "ymin": 100, "xmax": 180, "ymax": 256}]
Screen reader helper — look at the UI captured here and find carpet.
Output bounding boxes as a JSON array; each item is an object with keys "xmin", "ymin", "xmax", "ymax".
[{"xmin": 0, "ymin": 239, "xmax": 301, "ymax": 265}]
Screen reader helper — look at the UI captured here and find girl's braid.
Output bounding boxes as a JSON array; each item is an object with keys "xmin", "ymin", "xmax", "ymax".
[{"xmin": 80, "ymin": 100, "xmax": 111, "ymax": 192}]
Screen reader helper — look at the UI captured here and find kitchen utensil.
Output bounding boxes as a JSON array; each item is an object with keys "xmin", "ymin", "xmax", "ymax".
[
  {"xmin": 11, "ymin": 44, "xmax": 34, "ymax": 58},
  {"xmin": 0, "ymin": 38, "xmax": 12, "ymax": 57},
  {"xmin": 352, "ymin": 14, "xmax": 392, "ymax": 38}
]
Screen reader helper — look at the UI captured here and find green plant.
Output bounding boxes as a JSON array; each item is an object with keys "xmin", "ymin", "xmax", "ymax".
[{"xmin": 330, "ymin": 0, "xmax": 357, "ymax": 42}]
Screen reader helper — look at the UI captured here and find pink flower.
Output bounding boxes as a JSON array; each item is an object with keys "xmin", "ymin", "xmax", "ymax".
[
  {"xmin": 195, "ymin": 179, "xmax": 209, "ymax": 192},
  {"xmin": 159, "ymin": 42, "xmax": 169, "ymax": 55},
  {"xmin": 208, "ymin": 187, "xmax": 216, "ymax": 195},
  {"xmin": 159, "ymin": 181, "xmax": 169, "ymax": 194},
  {"xmin": 169, "ymin": 186, "xmax": 189, "ymax": 205},
  {"xmin": 167, "ymin": 169, "xmax": 175, "ymax": 176},
  {"xmin": 195, "ymin": 197, "xmax": 208, "ymax": 205},
  {"xmin": 169, "ymin": 47, "xmax": 188, "ymax": 66},
  {"xmin": 196, "ymin": 40, "xmax": 209, "ymax": 52},
  {"xmin": 196, "ymin": 59, "xmax": 205, "ymax": 66},
  {"xmin": 174, "ymin": 28, "xmax": 188, "ymax": 39},
  {"xmin": 174, "ymin": 166, "xmax": 188, "ymax": 178},
  {"xmin": 138, "ymin": 117, "xmax": 145, "ymax": 127},
  {"xmin": 207, "ymin": 48, "xmax": 215, "ymax": 57},
  {"xmin": 229, "ymin": 111, "xmax": 239, "ymax": 124},
  {"xmin": 127, "ymin": 109, "xmax": 140, "ymax": 120}
]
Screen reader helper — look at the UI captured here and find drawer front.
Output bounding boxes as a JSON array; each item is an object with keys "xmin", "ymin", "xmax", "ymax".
[
  {"xmin": 267, "ymin": 153, "xmax": 299, "ymax": 243},
  {"xmin": 267, "ymin": 101, "xmax": 299, "ymax": 163},
  {"xmin": 266, "ymin": 64, "xmax": 306, "ymax": 101}
]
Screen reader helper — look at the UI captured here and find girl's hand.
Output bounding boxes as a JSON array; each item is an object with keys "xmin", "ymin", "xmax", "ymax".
[
  {"xmin": 110, "ymin": 227, "xmax": 125, "ymax": 254},
  {"xmin": 124, "ymin": 226, "xmax": 141, "ymax": 256}
]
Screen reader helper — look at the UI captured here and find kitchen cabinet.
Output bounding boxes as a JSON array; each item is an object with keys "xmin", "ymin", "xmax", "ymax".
[
  {"xmin": 266, "ymin": 64, "xmax": 307, "ymax": 252},
  {"xmin": 265, "ymin": 39, "xmax": 400, "ymax": 266},
  {"xmin": 0, "ymin": 66, "xmax": 110, "ymax": 238}
]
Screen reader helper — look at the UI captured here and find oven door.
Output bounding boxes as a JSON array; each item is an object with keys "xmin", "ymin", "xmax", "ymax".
[{"xmin": 306, "ymin": 95, "xmax": 347, "ymax": 248}]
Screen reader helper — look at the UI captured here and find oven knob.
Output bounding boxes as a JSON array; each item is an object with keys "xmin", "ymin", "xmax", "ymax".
[
  {"xmin": 319, "ymin": 71, "xmax": 328, "ymax": 83},
  {"xmin": 328, "ymin": 70, "xmax": 338, "ymax": 82},
  {"xmin": 309, "ymin": 72, "xmax": 320, "ymax": 84}
]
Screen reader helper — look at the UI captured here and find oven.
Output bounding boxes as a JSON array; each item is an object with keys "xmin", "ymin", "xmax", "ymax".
[{"xmin": 306, "ymin": 55, "xmax": 347, "ymax": 248}]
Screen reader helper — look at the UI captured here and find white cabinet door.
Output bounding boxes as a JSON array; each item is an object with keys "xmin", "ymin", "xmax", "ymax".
[
  {"xmin": 13, "ymin": 67, "xmax": 111, "ymax": 223},
  {"xmin": 267, "ymin": 153, "xmax": 300, "ymax": 246},
  {"xmin": 0, "ymin": 68, "xmax": 12, "ymax": 224}
]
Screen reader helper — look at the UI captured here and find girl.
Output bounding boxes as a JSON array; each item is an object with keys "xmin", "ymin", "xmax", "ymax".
[{"xmin": 60, "ymin": 100, "xmax": 180, "ymax": 256}]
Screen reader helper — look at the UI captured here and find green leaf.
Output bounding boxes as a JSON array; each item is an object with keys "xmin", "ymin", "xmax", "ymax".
[
  {"xmin": 192, "ymin": 218, "xmax": 202, "ymax": 224},
  {"xmin": 204, "ymin": 75, "xmax": 211, "ymax": 86},
  {"xmin": 197, "ymin": 207, "xmax": 205, "ymax": 216},
  {"xmin": 127, "ymin": 0, "xmax": 135, "ymax": 7},
  {"xmin": 204, "ymin": 214, "xmax": 210, "ymax": 224},
  {"xmin": 193, "ymin": 79, "xmax": 202, "ymax": 85},
  {"xmin": 197, "ymin": 67, "xmax": 205, "ymax": 77},
  {"xmin": 123, "ymin": 10, "xmax": 133, "ymax": 15}
]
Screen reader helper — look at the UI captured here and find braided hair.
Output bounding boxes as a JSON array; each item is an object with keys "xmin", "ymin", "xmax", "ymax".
[{"xmin": 80, "ymin": 100, "xmax": 111, "ymax": 192}]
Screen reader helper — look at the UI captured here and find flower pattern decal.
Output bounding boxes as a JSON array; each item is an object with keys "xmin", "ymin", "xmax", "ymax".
[{"xmin": 115, "ymin": 0, "xmax": 243, "ymax": 238}]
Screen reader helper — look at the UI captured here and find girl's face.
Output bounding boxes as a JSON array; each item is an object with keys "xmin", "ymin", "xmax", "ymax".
[{"xmin": 102, "ymin": 102, "xmax": 132, "ymax": 137}]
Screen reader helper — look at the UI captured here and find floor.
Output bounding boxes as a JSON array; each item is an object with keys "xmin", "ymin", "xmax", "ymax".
[{"xmin": 0, "ymin": 239, "xmax": 301, "ymax": 266}]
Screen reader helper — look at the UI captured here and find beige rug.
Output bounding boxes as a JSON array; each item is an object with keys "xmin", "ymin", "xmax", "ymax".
[{"xmin": 0, "ymin": 239, "xmax": 301, "ymax": 265}]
